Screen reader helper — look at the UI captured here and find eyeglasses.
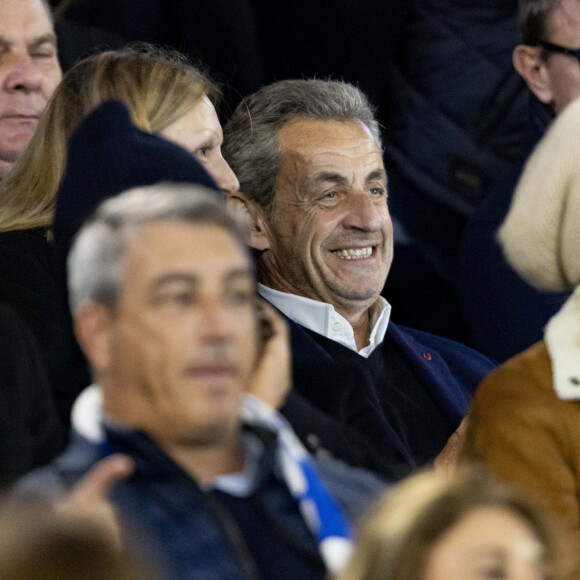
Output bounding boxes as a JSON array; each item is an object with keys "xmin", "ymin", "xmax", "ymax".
[{"xmin": 534, "ymin": 40, "xmax": 580, "ymax": 64}]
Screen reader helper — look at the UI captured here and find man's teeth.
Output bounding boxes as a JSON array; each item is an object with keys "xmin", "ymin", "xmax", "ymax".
[{"xmin": 332, "ymin": 247, "xmax": 373, "ymax": 260}]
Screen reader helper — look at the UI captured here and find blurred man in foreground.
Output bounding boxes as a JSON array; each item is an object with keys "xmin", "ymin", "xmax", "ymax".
[{"xmin": 18, "ymin": 183, "xmax": 382, "ymax": 579}]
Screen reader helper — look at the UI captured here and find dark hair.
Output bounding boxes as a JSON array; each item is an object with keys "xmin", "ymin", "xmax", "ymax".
[{"xmin": 518, "ymin": 0, "xmax": 562, "ymax": 44}]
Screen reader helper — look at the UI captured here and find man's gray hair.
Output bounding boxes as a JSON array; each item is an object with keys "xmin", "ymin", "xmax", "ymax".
[
  {"xmin": 68, "ymin": 183, "xmax": 249, "ymax": 313},
  {"xmin": 518, "ymin": 0, "xmax": 562, "ymax": 44},
  {"xmin": 223, "ymin": 79, "xmax": 381, "ymax": 208}
]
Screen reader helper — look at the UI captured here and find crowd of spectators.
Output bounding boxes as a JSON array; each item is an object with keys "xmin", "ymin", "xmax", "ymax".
[{"xmin": 1, "ymin": 0, "xmax": 580, "ymax": 578}]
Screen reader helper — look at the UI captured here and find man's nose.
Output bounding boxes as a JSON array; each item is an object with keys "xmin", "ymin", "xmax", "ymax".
[
  {"xmin": 3, "ymin": 54, "xmax": 42, "ymax": 93},
  {"xmin": 342, "ymin": 192, "xmax": 383, "ymax": 231},
  {"xmin": 198, "ymin": 298, "xmax": 236, "ymax": 341}
]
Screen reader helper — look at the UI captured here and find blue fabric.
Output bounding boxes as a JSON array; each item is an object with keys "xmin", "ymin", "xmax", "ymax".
[
  {"xmin": 281, "ymin": 316, "xmax": 495, "ymax": 480},
  {"xmin": 240, "ymin": 396, "xmax": 353, "ymax": 573},
  {"xmin": 15, "ymin": 424, "xmax": 382, "ymax": 580},
  {"xmin": 383, "ymin": 0, "xmax": 528, "ymax": 237}
]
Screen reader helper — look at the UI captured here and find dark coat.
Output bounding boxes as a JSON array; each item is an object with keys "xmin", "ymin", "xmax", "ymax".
[
  {"xmin": 382, "ymin": 0, "xmax": 528, "ymax": 278},
  {"xmin": 0, "ymin": 229, "xmax": 91, "ymax": 426},
  {"xmin": 281, "ymin": 317, "xmax": 495, "ymax": 481},
  {"xmin": 0, "ymin": 304, "xmax": 64, "ymax": 488},
  {"xmin": 17, "ymin": 426, "xmax": 384, "ymax": 580},
  {"xmin": 458, "ymin": 99, "xmax": 569, "ymax": 362}
]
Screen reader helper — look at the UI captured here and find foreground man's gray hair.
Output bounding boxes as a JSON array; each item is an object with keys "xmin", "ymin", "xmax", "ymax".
[
  {"xmin": 223, "ymin": 78, "xmax": 381, "ymax": 208},
  {"xmin": 68, "ymin": 183, "xmax": 249, "ymax": 313}
]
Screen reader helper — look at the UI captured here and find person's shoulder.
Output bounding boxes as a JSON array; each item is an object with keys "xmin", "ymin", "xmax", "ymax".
[
  {"xmin": 391, "ymin": 322, "xmax": 496, "ymax": 369},
  {"xmin": 0, "ymin": 228, "xmax": 50, "ymax": 253},
  {"xmin": 13, "ymin": 433, "xmax": 101, "ymax": 502},
  {"xmin": 476, "ymin": 341, "xmax": 553, "ymax": 402},
  {"xmin": 0, "ymin": 229, "xmax": 54, "ymax": 286},
  {"xmin": 314, "ymin": 454, "xmax": 387, "ymax": 523}
]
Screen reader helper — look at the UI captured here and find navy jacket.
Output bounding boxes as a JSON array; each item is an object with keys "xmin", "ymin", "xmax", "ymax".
[
  {"xmin": 382, "ymin": 0, "xmax": 528, "ymax": 279},
  {"xmin": 281, "ymin": 318, "xmax": 495, "ymax": 481},
  {"xmin": 17, "ymin": 425, "xmax": 383, "ymax": 580}
]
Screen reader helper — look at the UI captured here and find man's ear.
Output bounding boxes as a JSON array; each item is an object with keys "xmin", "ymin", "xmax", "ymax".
[
  {"xmin": 74, "ymin": 302, "xmax": 115, "ymax": 374},
  {"xmin": 513, "ymin": 44, "xmax": 554, "ymax": 105},
  {"xmin": 226, "ymin": 191, "xmax": 271, "ymax": 251}
]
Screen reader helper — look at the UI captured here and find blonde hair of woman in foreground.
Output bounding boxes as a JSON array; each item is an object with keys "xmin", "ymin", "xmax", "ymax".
[{"xmin": 336, "ymin": 467, "xmax": 571, "ymax": 580}]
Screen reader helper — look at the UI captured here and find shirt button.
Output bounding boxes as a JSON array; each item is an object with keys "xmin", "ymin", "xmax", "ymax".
[
  {"xmin": 332, "ymin": 322, "xmax": 342, "ymax": 331},
  {"xmin": 307, "ymin": 434, "xmax": 321, "ymax": 450}
]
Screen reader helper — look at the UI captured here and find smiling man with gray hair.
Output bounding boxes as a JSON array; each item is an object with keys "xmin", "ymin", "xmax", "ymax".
[{"xmin": 223, "ymin": 78, "xmax": 495, "ymax": 480}]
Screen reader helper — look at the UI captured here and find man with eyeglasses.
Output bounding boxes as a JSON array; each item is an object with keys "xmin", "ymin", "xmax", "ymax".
[
  {"xmin": 513, "ymin": 0, "xmax": 580, "ymax": 116},
  {"xmin": 458, "ymin": 0, "xmax": 580, "ymax": 364}
]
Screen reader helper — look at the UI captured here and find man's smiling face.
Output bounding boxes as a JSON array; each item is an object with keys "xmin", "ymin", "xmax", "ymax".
[{"xmin": 257, "ymin": 118, "xmax": 392, "ymax": 318}]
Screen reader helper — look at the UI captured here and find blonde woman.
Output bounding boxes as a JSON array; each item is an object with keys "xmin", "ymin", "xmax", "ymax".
[
  {"xmin": 0, "ymin": 44, "xmax": 238, "ymax": 427},
  {"xmin": 337, "ymin": 468, "xmax": 570, "ymax": 580}
]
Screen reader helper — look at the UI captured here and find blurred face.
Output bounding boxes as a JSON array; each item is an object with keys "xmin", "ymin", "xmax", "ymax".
[
  {"xmin": 543, "ymin": 0, "xmax": 580, "ymax": 114},
  {"xmin": 0, "ymin": 0, "xmax": 62, "ymax": 178},
  {"xmin": 258, "ymin": 119, "xmax": 392, "ymax": 319},
  {"xmin": 100, "ymin": 221, "xmax": 259, "ymax": 447},
  {"xmin": 162, "ymin": 97, "xmax": 240, "ymax": 195},
  {"xmin": 423, "ymin": 507, "xmax": 548, "ymax": 580}
]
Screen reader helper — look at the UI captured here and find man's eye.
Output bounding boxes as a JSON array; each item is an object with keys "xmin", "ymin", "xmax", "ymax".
[
  {"xmin": 324, "ymin": 191, "xmax": 337, "ymax": 199},
  {"xmin": 370, "ymin": 187, "xmax": 384, "ymax": 196},
  {"xmin": 158, "ymin": 292, "xmax": 193, "ymax": 306},
  {"xmin": 475, "ymin": 565, "xmax": 507, "ymax": 579}
]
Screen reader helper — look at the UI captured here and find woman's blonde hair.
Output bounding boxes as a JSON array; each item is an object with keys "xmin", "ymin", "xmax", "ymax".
[
  {"xmin": 336, "ymin": 467, "xmax": 568, "ymax": 580},
  {"xmin": 0, "ymin": 44, "xmax": 218, "ymax": 233}
]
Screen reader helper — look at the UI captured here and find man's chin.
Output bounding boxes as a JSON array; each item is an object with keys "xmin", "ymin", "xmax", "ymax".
[
  {"xmin": 328, "ymin": 280, "xmax": 384, "ymax": 305},
  {"xmin": 177, "ymin": 415, "xmax": 239, "ymax": 446}
]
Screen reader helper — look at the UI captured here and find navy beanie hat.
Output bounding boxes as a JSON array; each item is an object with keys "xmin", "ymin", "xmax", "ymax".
[{"xmin": 53, "ymin": 99, "xmax": 222, "ymax": 262}]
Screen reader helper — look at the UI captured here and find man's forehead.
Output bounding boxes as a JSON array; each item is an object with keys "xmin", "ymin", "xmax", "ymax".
[
  {"xmin": 0, "ymin": 0, "xmax": 55, "ymax": 36},
  {"xmin": 277, "ymin": 117, "xmax": 377, "ymax": 148},
  {"xmin": 276, "ymin": 118, "xmax": 384, "ymax": 181}
]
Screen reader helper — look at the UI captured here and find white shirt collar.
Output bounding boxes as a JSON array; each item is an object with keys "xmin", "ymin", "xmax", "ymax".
[{"xmin": 258, "ymin": 284, "xmax": 391, "ymax": 357}]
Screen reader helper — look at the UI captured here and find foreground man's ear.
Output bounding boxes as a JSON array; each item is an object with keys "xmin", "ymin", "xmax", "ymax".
[
  {"xmin": 226, "ymin": 191, "xmax": 271, "ymax": 251},
  {"xmin": 74, "ymin": 302, "xmax": 115, "ymax": 374}
]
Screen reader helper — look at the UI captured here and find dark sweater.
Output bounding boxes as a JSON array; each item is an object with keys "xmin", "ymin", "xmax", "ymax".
[
  {"xmin": 0, "ymin": 304, "xmax": 63, "ymax": 487},
  {"xmin": 16, "ymin": 425, "xmax": 383, "ymax": 580},
  {"xmin": 304, "ymin": 329, "xmax": 452, "ymax": 466},
  {"xmin": 0, "ymin": 229, "xmax": 90, "ymax": 427},
  {"xmin": 281, "ymin": 316, "xmax": 495, "ymax": 481}
]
